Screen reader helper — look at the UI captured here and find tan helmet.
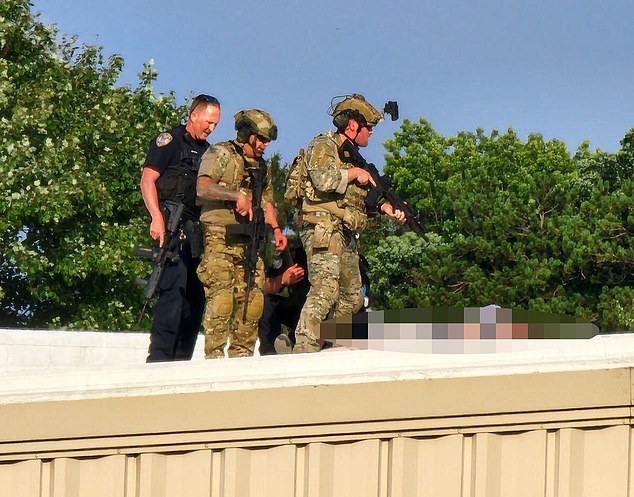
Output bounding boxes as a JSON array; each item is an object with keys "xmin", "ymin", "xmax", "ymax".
[
  {"xmin": 234, "ymin": 109, "xmax": 278, "ymax": 143},
  {"xmin": 330, "ymin": 94, "xmax": 384, "ymax": 130}
]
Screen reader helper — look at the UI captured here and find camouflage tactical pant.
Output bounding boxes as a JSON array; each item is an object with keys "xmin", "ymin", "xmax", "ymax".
[
  {"xmin": 293, "ymin": 223, "xmax": 363, "ymax": 353},
  {"xmin": 197, "ymin": 224, "xmax": 265, "ymax": 358}
]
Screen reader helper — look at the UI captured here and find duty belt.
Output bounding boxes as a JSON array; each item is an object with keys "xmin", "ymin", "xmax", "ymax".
[
  {"xmin": 301, "ymin": 210, "xmax": 332, "ymax": 226},
  {"xmin": 302, "ymin": 212, "xmax": 358, "ymax": 248}
]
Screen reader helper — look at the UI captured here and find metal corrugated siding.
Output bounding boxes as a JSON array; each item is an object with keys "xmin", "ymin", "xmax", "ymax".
[{"xmin": 1, "ymin": 347, "xmax": 633, "ymax": 496}]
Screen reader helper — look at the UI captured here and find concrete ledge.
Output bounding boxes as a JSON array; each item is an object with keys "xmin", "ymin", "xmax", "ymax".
[
  {"xmin": 1, "ymin": 330, "xmax": 633, "ymax": 496},
  {"xmin": 0, "ymin": 328, "xmax": 206, "ymax": 369},
  {"xmin": 1, "ymin": 330, "xmax": 633, "ymax": 404}
]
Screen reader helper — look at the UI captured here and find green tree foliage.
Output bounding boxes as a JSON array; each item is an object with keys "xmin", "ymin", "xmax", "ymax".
[
  {"xmin": 5, "ymin": 0, "xmax": 634, "ymax": 334},
  {"xmin": 259, "ymin": 152, "xmax": 293, "ymax": 264},
  {"xmin": 365, "ymin": 119, "xmax": 634, "ymax": 331},
  {"xmin": 267, "ymin": 152, "xmax": 293, "ymax": 229},
  {"xmin": 576, "ymin": 129, "xmax": 634, "ymax": 194},
  {"xmin": 0, "ymin": 0, "xmax": 184, "ymax": 329}
]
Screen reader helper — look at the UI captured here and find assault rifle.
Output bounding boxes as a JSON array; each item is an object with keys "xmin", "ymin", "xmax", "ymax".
[
  {"xmin": 339, "ymin": 139, "xmax": 428, "ymax": 240},
  {"xmin": 226, "ymin": 164, "xmax": 267, "ymax": 322},
  {"xmin": 135, "ymin": 200, "xmax": 184, "ymax": 321}
]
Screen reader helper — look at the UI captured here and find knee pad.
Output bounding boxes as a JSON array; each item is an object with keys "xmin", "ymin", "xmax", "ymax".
[
  {"xmin": 244, "ymin": 289, "xmax": 264, "ymax": 322},
  {"xmin": 211, "ymin": 290, "xmax": 233, "ymax": 317}
]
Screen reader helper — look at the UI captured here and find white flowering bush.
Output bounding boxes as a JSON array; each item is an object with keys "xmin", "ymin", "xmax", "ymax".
[{"xmin": 0, "ymin": 0, "xmax": 186, "ymax": 329}]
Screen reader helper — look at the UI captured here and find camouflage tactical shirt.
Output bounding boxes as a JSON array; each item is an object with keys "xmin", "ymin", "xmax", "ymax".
[
  {"xmin": 302, "ymin": 131, "xmax": 369, "ymax": 230},
  {"xmin": 197, "ymin": 141, "xmax": 274, "ymax": 226}
]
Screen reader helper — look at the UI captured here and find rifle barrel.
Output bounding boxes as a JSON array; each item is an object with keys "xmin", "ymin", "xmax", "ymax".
[
  {"xmin": 241, "ymin": 166, "xmax": 266, "ymax": 322},
  {"xmin": 339, "ymin": 140, "xmax": 428, "ymax": 240}
]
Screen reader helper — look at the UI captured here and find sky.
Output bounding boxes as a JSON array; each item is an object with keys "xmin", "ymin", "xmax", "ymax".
[{"xmin": 31, "ymin": 0, "xmax": 634, "ymax": 166}]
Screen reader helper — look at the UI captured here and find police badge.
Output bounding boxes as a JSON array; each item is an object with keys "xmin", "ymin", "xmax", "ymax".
[{"xmin": 156, "ymin": 132, "xmax": 173, "ymax": 147}]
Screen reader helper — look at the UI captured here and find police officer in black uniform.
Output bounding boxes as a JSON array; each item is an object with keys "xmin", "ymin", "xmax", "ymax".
[{"xmin": 140, "ymin": 94, "xmax": 221, "ymax": 361}]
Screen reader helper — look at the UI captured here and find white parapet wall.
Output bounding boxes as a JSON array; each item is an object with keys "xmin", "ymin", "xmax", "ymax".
[
  {"xmin": 0, "ymin": 328, "xmax": 206, "ymax": 369},
  {"xmin": 0, "ymin": 328, "xmax": 633, "ymax": 497}
]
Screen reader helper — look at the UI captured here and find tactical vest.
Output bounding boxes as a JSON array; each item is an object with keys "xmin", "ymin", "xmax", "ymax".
[
  {"xmin": 284, "ymin": 148, "xmax": 307, "ymax": 208},
  {"xmin": 300, "ymin": 132, "xmax": 369, "ymax": 232},
  {"xmin": 212, "ymin": 141, "xmax": 250, "ymax": 191},
  {"xmin": 198, "ymin": 141, "xmax": 268, "ymax": 226},
  {"xmin": 156, "ymin": 132, "xmax": 207, "ymax": 219}
]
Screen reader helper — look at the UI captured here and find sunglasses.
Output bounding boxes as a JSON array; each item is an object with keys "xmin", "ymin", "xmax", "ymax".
[{"xmin": 190, "ymin": 94, "xmax": 220, "ymax": 114}]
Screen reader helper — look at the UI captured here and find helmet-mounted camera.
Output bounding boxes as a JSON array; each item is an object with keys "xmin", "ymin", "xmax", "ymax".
[{"xmin": 383, "ymin": 101, "xmax": 399, "ymax": 121}]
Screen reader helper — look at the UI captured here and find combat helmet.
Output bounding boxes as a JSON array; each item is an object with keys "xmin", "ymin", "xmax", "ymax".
[
  {"xmin": 330, "ymin": 94, "xmax": 384, "ymax": 130},
  {"xmin": 234, "ymin": 109, "xmax": 278, "ymax": 143}
]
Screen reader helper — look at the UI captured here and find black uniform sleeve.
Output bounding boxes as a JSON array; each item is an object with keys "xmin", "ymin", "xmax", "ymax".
[{"xmin": 143, "ymin": 131, "xmax": 179, "ymax": 174}]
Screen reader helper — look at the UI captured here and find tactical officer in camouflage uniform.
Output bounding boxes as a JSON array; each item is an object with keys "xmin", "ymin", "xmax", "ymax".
[
  {"xmin": 140, "ymin": 94, "xmax": 221, "ymax": 362},
  {"xmin": 196, "ymin": 109, "xmax": 287, "ymax": 358},
  {"xmin": 291, "ymin": 94, "xmax": 405, "ymax": 353}
]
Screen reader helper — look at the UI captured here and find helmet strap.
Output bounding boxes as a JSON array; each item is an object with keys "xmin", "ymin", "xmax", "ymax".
[
  {"xmin": 345, "ymin": 130, "xmax": 359, "ymax": 144},
  {"xmin": 343, "ymin": 120, "xmax": 362, "ymax": 146},
  {"xmin": 243, "ymin": 134, "xmax": 262, "ymax": 159}
]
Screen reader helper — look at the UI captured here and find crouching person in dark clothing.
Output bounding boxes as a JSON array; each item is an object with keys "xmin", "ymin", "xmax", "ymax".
[
  {"xmin": 259, "ymin": 243, "xmax": 309, "ymax": 355},
  {"xmin": 259, "ymin": 245, "xmax": 371, "ymax": 354}
]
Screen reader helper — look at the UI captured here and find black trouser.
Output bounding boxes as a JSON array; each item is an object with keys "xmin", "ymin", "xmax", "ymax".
[
  {"xmin": 146, "ymin": 241, "xmax": 205, "ymax": 362},
  {"xmin": 258, "ymin": 294, "xmax": 305, "ymax": 355}
]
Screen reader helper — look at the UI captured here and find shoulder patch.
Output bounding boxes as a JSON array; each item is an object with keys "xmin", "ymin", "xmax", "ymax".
[{"xmin": 156, "ymin": 132, "xmax": 173, "ymax": 147}]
